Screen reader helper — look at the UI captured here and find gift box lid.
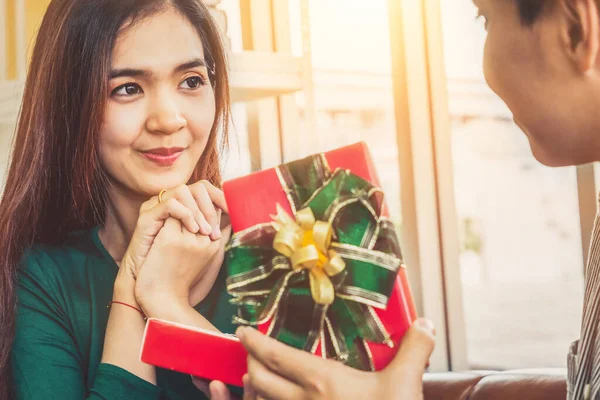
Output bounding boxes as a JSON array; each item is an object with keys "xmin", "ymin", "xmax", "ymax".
[
  {"xmin": 223, "ymin": 142, "xmax": 384, "ymax": 233},
  {"xmin": 140, "ymin": 318, "xmax": 247, "ymax": 387}
]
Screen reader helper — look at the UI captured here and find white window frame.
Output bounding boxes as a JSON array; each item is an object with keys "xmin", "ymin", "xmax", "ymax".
[
  {"xmin": 0, "ymin": 0, "xmax": 6, "ymax": 80},
  {"xmin": 15, "ymin": 0, "xmax": 26, "ymax": 80},
  {"xmin": 578, "ymin": 164, "xmax": 597, "ymax": 267},
  {"xmin": 387, "ymin": 0, "xmax": 467, "ymax": 372},
  {"xmin": 238, "ymin": 0, "xmax": 314, "ymax": 170},
  {"xmin": 0, "ymin": 0, "xmax": 27, "ymax": 80}
]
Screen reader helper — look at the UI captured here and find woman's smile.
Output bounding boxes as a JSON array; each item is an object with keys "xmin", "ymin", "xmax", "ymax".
[{"xmin": 139, "ymin": 147, "xmax": 186, "ymax": 167}]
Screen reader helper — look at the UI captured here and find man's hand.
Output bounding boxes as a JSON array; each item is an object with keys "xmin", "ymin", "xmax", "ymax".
[{"xmin": 237, "ymin": 318, "xmax": 435, "ymax": 400}]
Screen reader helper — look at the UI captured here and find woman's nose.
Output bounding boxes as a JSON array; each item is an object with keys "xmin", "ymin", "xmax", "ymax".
[{"xmin": 145, "ymin": 95, "xmax": 187, "ymax": 135}]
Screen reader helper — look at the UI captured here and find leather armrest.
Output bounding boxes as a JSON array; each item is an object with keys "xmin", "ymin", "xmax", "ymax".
[{"xmin": 424, "ymin": 368, "xmax": 567, "ymax": 400}]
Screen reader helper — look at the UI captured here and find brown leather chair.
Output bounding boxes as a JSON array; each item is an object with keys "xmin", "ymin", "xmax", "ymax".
[{"xmin": 423, "ymin": 369, "xmax": 567, "ymax": 400}]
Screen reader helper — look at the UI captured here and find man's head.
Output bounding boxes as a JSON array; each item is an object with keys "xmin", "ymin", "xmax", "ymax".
[{"xmin": 476, "ymin": 0, "xmax": 600, "ymax": 166}]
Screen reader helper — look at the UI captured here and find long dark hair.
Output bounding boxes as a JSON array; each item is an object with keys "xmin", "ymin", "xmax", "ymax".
[{"xmin": 0, "ymin": 0, "xmax": 230, "ymax": 396}]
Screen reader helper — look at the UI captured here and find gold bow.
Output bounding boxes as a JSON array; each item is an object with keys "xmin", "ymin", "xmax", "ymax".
[{"xmin": 271, "ymin": 204, "xmax": 346, "ymax": 305}]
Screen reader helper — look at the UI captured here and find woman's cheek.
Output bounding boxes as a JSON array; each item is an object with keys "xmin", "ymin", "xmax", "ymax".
[
  {"xmin": 184, "ymin": 97, "xmax": 216, "ymax": 142},
  {"xmin": 101, "ymin": 102, "xmax": 146, "ymax": 148}
]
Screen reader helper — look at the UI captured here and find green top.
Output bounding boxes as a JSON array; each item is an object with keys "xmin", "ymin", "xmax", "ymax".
[{"xmin": 11, "ymin": 227, "xmax": 238, "ymax": 400}]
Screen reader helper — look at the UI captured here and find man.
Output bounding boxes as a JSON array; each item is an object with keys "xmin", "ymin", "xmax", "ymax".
[
  {"xmin": 472, "ymin": 1, "xmax": 600, "ymax": 397},
  {"xmin": 201, "ymin": 0, "xmax": 600, "ymax": 398}
]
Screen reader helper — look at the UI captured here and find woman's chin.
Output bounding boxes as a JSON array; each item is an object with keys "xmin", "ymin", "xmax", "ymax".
[{"xmin": 133, "ymin": 171, "xmax": 194, "ymax": 196}]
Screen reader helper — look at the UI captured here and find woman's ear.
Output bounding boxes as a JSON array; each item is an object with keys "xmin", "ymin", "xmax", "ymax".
[{"xmin": 558, "ymin": 0, "xmax": 600, "ymax": 73}]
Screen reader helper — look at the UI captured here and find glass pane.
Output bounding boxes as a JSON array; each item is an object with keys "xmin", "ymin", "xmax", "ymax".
[
  {"xmin": 290, "ymin": 0, "xmax": 402, "ymax": 225},
  {"xmin": 440, "ymin": 0, "xmax": 584, "ymax": 369},
  {"xmin": 222, "ymin": 103, "xmax": 252, "ymax": 180},
  {"xmin": 218, "ymin": 0, "xmax": 252, "ymax": 180}
]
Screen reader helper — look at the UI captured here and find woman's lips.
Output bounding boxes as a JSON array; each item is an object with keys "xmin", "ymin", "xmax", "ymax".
[{"xmin": 140, "ymin": 147, "xmax": 185, "ymax": 167}]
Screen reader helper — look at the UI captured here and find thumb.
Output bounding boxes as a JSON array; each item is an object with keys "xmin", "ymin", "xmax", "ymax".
[{"xmin": 386, "ymin": 318, "xmax": 435, "ymax": 376}]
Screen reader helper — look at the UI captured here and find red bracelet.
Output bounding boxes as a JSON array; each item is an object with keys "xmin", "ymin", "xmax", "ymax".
[{"xmin": 108, "ymin": 301, "xmax": 147, "ymax": 321}]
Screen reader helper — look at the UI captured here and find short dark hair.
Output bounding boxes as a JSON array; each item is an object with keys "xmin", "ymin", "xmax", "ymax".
[{"xmin": 515, "ymin": 0, "xmax": 547, "ymax": 24}]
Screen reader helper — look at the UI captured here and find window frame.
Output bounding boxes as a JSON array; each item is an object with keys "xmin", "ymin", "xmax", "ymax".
[
  {"xmin": 386, "ymin": 0, "xmax": 464, "ymax": 372},
  {"xmin": 0, "ymin": 0, "xmax": 6, "ymax": 80}
]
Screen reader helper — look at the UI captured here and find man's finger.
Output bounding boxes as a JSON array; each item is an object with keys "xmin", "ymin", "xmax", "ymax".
[
  {"xmin": 237, "ymin": 327, "xmax": 326, "ymax": 388},
  {"xmin": 386, "ymin": 318, "xmax": 435, "ymax": 376},
  {"xmin": 247, "ymin": 355, "xmax": 305, "ymax": 400}
]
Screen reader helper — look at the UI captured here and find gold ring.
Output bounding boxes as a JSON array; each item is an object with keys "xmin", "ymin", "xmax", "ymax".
[{"xmin": 158, "ymin": 189, "xmax": 167, "ymax": 204}]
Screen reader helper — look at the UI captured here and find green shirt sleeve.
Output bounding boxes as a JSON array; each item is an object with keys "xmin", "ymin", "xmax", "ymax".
[{"xmin": 11, "ymin": 250, "xmax": 162, "ymax": 400}]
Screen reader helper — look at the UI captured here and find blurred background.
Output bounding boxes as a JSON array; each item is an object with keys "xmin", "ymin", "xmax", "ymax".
[{"xmin": 0, "ymin": 0, "xmax": 592, "ymax": 372}]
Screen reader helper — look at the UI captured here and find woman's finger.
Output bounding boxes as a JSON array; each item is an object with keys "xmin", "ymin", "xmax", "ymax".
[
  {"xmin": 189, "ymin": 183, "xmax": 221, "ymax": 240},
  {"xmin": 243, "ymin": 374, "xmax": 257, "ymax": 400},
  {"xmin": 140, "ymin": 197, "xmax": 199, "ymax": 235},
  {"xmin": 196, "ymin": 180, "xmax": 229, "ymax": 214},
  {"xmin": 209, "ymin": 381, "xmax": 232, "ymax": 400},
  {"xmin": 191, "ymin": 377, "xmax": 211, "ymax": 398},
  {"xmin": 161, "ymin": 186, "xmax": 212, "ymax": 236},
  {"xmin": 161, "ymin": 216, "xmax": 184, "ymax": 236},
  {"xmin": 247, "ymin": 355, "xmax": 305, "ymax": 400}
]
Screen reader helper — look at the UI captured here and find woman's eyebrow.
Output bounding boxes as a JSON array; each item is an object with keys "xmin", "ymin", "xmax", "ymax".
[
  {"xmin": 173, "ymin": 58, "xmax": 208, "ymax": 74},
  {"xmin": 109, "ymin": 67, "xmax": 148, "ymax": 79},
  {"xmin": 109, "ymin": 58, "xmax": 207, "ymax": 79}
]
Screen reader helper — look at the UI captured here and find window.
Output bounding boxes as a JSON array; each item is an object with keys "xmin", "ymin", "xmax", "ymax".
[
  {"xmin": 217, "ymin": 0, "xmax": 252, "ymax": 180},
  {"xmin": 439, "ymin": 0, "xmax": 584, "ymax": 369},
  {"xmin": 291, "ymin": 0, "xmax": 403, "ymax": 225}
]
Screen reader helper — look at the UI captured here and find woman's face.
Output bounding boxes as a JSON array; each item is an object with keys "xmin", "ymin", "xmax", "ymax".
[{"xmin": 99, "ymin": 8, "xmax": 216, "ymax": 197}]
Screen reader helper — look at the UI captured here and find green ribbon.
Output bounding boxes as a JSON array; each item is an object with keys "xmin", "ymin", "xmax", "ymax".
[{"xmin": 225, "ymin": 153, "xmax": 403, "ymax": 370}]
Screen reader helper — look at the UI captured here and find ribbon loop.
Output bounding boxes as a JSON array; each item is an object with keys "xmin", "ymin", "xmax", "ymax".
[
  {"xmin": 291, "ymin": 245, "xmax": 320, "ymax": 270},
  {"xmin": 273, "ymin": 229, "xmax": 302, "ymax": 258},
  {"xmin": 297, "ymin": 208, "xmax": 316, "ymax": 230},
  {"xmin": 324, "ymin": 250, "xmax": 345, "ymax": 277},
  {"xmin": 271, "ymin": 205, "xmax": 346, "ymax": 305},
  {"xmin": 309, "ymin": 268, "xmax": 336, "ymax": 305},
  {"xmin": 313, "ymin": 221, "xmax": 332, "ymax": 254}
]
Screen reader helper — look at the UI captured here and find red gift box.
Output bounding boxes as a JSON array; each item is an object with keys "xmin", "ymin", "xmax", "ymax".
[
  {"xmin": 224, "ymin": 142, "xmax": 417, "ymax": 370},
  {"xmin": 141, "ymin": 319, "xmax": 247, "ymax": 387},
  {"xmin": 140, "ymin": 142, "xmax": 418, "ymax": 386}
]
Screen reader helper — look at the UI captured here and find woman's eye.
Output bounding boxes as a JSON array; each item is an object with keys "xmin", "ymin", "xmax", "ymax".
[
  {"xmin": 112, "ymin": 83, "xmax": 143, "ymax": 97},
  {"xmin": 180, "ymin": 76, "xmax": 206, "ymax": 90}
]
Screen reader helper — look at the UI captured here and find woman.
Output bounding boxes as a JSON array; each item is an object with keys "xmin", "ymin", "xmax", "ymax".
[
  {"xmin": 1, "ymin": 0, "xmax": 236, "ymax": 398},
  {"xmin": 0, "ymin": 0, "xmax": 435, "ymax": 399}
]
